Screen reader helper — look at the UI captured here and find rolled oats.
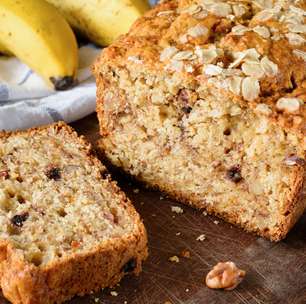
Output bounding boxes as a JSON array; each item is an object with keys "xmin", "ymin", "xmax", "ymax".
[
  {"xmin": 287, "ymin": 23, "xmax": 306, "ymax": 34},
  {"xmin": 241, "ymin": 62, "xmax": 265, "ymax": 78},
  {"xmin": 233, "ymin": 4, "xmax": 246, "ymax": 17},
  {"xmin": 204, "ymin": 64, "xmax": 223, "ymax": 76},
  {"xmin": 231, "ymin": 25, "xmax": 249, "ymax": 35},
  {"xmin": 242, "ymin": 77, "xmax": 260, "ymax": 101},
  {"xmin": 165, "ymin": 60, "xmax": 184, "ymax": 72},
  {"xmin": 157, "ymin": 10, "xmax": 174, "ymax": 17},
  {"xmin": 160, "ymin": 47, "xmax": 178, "ymax": 62},
  {"xmin": 172, "ymin": 51, "xmax": 196, "ymax": 61},
  {"xmin": 253, "ymin": 25, "xmax": 270, "ymax": 38},
  {"xmin": 187, "ymin": 24, "xmax": 208, "ymax": 38},
  {"xmin": 194, "ymin": 10, "xmax": 209, "ymax": 19},
  {"xmin": 209, "ymin": 3, "xmax": 232, "ymax": 17},
  {"xmin": 195, "ymin": 46, "xmax": 219, "ymax": 64},
  {"xmin": 289, "ymin": 5, "xmax": 306, "ymax": 16},
  {"xmin": 179, "ymin": 4, "xmax": 202, "ymax": 15},
  {"xmin": 253, "ymin": 10, "xmax": 275, "ymax": 22},
  {"xmin": 253, "ymin": 0, "xmax": 273, "ymax": 9},
  {"xmin": 255, "ymin": 103, "xmax": 272, "ymax": 115},
  {"xmin": 229, "ymin": 48, "xmax": 261, "ymax": 69},
  {"xmin": 285, "ymin": 33, "xmax": 306, "ymax": 46},
  {"xmin": 293, "ymin": 49, "xmax": 306, "ymax": 62},
  {"xmin": 260, "ymin": 56, "xmax": 278, "ymax": 76},
  {"xmin": 227, "ymin": 76, "xmax": 243, "ymax": 95},
  {"xmin": 276, "ymin": 97, "xmax": 301, "ymax": 113},
  {"xmin": 179, "ymin": 34, "xmax": 188, "ymax": 44}
]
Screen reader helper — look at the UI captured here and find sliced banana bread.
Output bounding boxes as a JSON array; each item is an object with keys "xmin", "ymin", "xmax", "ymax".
[
  {"xmin": 0, "ymin": 122, "xmax": 148, "ymax": 304},
  {"xmin": 94, "ymin": 0, "xmax": 305, "ymax": 241}
]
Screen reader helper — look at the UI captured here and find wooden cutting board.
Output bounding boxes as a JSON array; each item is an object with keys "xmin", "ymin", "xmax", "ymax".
[{"xmin": 1, "ymin": 114, "xmax": 305, "ymax": 304}]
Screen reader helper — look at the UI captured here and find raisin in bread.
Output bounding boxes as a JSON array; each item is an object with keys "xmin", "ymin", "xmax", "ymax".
[
  {"xmin": 93, "ymin": 0, "xmax": 305, "ymax": 241},
  {"xmin": 0, "ymin": 122, "xmax": 148, "ymax": 304}
]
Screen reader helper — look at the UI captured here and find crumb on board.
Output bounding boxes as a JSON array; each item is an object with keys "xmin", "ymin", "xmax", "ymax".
[
  {"xmin": 164, "ymin": 301, "xmax": 172, "ymax": 304},
  {"xmin": 196, "ymin": 234, "xmax": 206, "ymax": 241},
  {"xmin": 214, "ymin": 220, "xmax": 219, "ymax": 225},
  {"xmin": 181, "ymin": 249, "xmax": 191, "ymax": 258},
  {"xmin": 203, "ymin": 211, "xmax": 208, "ymax": 216},
  {"xmin": 176, "ymin": 232, "xmax": 181, "ymax": 236},
  {"xmin": 133, "ymin": 188, "xmax": 139, "ymax": 193},
  {"xmin": 110, "ymin": 291, "xmax": 118, "ymax": 297},
  {"xmin": 169, "ymin": 255, "xmax": 180, "ymax": 263},
  {"xmin": 185, "ymin": 288, "xmax": 190, "ymax": 292},
  {"xmin": 160, "ymin": 196, "xmax": 164, "ymax": 200},
  {"xmin": 94, "ymin": 298, "xmax": 99, "ymax": 303},
  {"xmin": 171, "ymin": 206, "xmax": 184, "ymax": 214}
]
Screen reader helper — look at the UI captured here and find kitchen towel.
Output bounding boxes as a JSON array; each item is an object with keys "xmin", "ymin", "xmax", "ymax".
[{"xmin": 0, "ymin": 1, "xmax": 157, "ymax": 131}]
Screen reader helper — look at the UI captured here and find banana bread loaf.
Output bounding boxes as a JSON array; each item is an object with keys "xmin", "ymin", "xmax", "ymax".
[
  {"xmin": 0, "ymin": 122, "xmax": 148, "ymax": 304},
  {"xmin": 94, "ymin": 0, "xmax": 305, "ymax": 241}
]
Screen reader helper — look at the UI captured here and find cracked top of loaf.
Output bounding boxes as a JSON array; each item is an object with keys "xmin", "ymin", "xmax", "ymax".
[{"xmin": 95, "ymin": 0, "xmax": 305, "ymax": 139}]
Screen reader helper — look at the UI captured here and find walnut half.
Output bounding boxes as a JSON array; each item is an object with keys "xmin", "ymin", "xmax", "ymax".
[{"xmin": 205, "ymin": 261, "xmax": 246, "ymax": 290}]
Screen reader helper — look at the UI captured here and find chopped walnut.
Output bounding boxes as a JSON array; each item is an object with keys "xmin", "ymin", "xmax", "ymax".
[
  {"xmin": 205, "ymin": 261, "xmax": 246, "ymax": 290},
  {"xmin": 284, "ymin": 155, "xmax": 305, "ymax": 166},
  {"xmin": 0, "ymin": 170, "xmax": 9, "ymax": 180}
]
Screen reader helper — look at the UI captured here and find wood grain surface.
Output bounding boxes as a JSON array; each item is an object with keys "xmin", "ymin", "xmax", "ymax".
[{"xmin": 1, "ymin": 114, "xmax": 305, "ymax": 304}]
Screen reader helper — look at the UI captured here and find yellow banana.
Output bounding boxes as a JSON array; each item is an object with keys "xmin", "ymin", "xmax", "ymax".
[
  {"xmin": 0, "ymin": 0, "xmax": 78, "ymax": 90},
  {"xmin": 46, "ymin": 0, "xmax": 150, "ymax": 46},
  {"xmin": 0, "ymin": 41, "xmax": 12, "ymax": 56}
]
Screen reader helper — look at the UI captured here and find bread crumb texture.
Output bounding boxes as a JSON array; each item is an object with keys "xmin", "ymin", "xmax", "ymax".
[
  {"xmin": 94, "ymin": 0, "xmax": 305, "ymax": 241},
  {"xmin": 0, "ymin": 122, "xmax": 148, "ymax": 304}
]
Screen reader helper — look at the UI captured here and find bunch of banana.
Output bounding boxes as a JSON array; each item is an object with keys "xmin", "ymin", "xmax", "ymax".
[
  {"xmin": 0, "ymin": 0, "xmax": 78, "ymax": 90},
  {"xmin": 46, "ymin": 0, "xmax": 150, "ymax": 46},
  {"xmin": 0, "ymin": 0, "xmax": 149, "ymax": 90}
]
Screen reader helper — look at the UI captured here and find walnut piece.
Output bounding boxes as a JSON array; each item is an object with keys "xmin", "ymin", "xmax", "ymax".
[{"xmin": 205, "ymin": 261, "xmax": 246, "ymax": 290}]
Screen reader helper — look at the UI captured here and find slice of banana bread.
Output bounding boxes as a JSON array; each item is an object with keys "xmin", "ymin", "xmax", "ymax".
[
  {"xmin": 0, "ymin": 122, "xmax": 148, "ymax": 304},
  {"xmin": 94, "ymin": 0, "xmax": 305, "ymax": 241}
]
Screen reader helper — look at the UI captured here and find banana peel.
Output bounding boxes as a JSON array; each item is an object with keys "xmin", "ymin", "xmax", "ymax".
[
  {"xmin": 0, "ymin": 41, "xmax": 12, "ymax": 56},
  {"xmin": 46, "ymin": 0, "xmax": 150, "ymax": 46}
]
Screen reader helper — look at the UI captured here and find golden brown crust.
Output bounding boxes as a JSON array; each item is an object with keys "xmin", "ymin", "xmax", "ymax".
[
  {"xmin": 0, "ymin": 122, "xmax": 148, "ymax": 304},
  {"xmin": 93, "ymin": 0, "xmax": 306, "ymax": 138}
]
